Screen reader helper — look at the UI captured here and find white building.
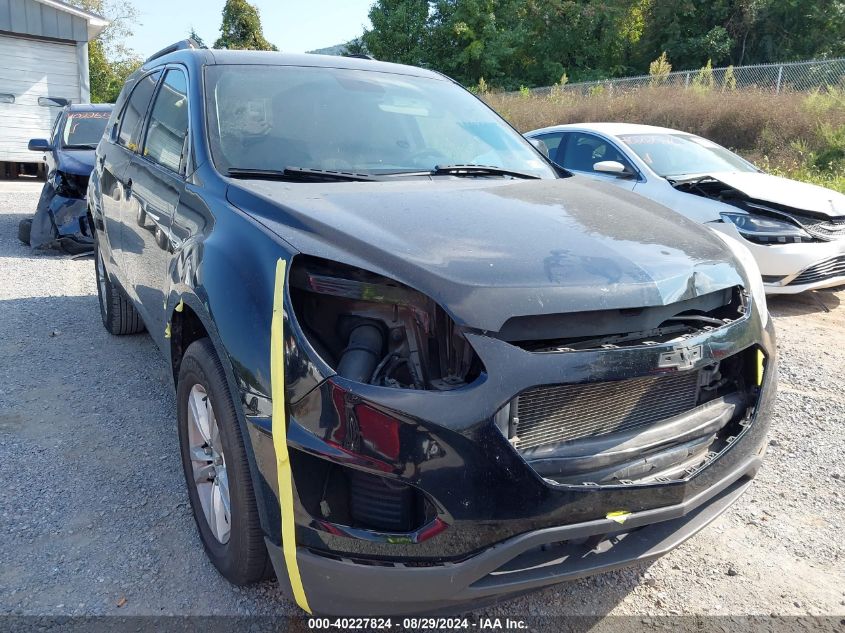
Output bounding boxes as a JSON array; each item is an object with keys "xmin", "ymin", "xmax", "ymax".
[{"xmin": 0, "ymin": 0, "xmax": 108, "ymax": 173}]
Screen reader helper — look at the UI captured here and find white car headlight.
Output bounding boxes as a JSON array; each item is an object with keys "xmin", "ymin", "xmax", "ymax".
[
  {"xmin": 720, "ymin": 212, "xmax": 812, "ymax": 244},
  {"xmin": 712, "ymin": 231, "xmax": 768, "ymax": 326}
]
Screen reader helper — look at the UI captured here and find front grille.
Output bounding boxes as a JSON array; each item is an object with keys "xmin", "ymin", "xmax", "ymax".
[
  {"xmin": 515, "ymin": 370, "xmax": 700, "ymax": 450},
  {"xmin": 796, "ymin": 216, "xmax": 845, "ymax": 240},
  {"xmin": 788, "ymin": 256, "xmax": 845, "ymax": 286}
]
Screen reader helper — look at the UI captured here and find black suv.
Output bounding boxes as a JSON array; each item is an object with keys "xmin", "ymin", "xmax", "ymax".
[{"xmin": 88, "ymin": 40, "xmax": 776, "ymax": 615}]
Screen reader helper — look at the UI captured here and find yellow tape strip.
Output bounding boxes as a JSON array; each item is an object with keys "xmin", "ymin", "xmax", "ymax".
[
  {"xmin": 606, "ymin": 510, "xmax": 631, "ymax": 524},
  {"xmin": 756, "ymin": 349, "xmax": 765, "ymax": 387},
  {"xmin": 270, "ymin": 258, "xmax": 312, "ymax": 614}
]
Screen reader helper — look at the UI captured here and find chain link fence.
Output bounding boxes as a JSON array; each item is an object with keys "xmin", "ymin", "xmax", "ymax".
[{"xmin": 530, "ymin": 58, "xmax": 845, "ymax": 97}]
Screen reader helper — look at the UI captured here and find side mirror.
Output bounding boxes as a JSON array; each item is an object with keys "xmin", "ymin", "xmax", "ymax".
[
  {"xmin": 28, "ymin": 138, "xmax": 53, "ymax": 152},
  {"xmin": 594, "ymin": 160, "xmax": 632, "ymax": 177},
  {"xmin": 528, "ymin": 138, "xmax": 550, "ymax": 158},
  {"xmin": 38, "ymin": 96, "xmax": 70, "ymax": 107}
]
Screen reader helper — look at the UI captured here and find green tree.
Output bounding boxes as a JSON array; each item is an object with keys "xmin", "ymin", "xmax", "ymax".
[
  {"xmin": 189, "ymin": 28, "xmax": 206, "ymax": 48},
  {"xmin": 361, "ymin": 0, "xmax": 430, "ymax": 66},
  {"xmin": 636, "ymin": 0, "xmax": 845, "ymax": 72},
  {"xmin": 649, "ymin": 51, "xmax": 672, "ymax": 86},
  {"xmin": 635, "ymin": 2, "xmax": 736, "ymax": 71},
  {"xmin": 354, "ymin": 0, "xmax": 845, "ymax": 89},
  {"xmin": 691, "ymin": 58, "xmax": 715, "ymax": 91},
  {"xmin": 214, "ymin": 0, "xmax": 277, "ymax": 51},
  {"xmin": 67, "ymin": 0, "xmax": 142, "ymax": 103},
  {"xmin": 722, "ymin": 64, "xmax": 737, "ymax": 90},
  {"xmin": 342, "ymin": 37, "xmax": 368, "ymax": 56},
  {"xmin": 736, "ymin": 0, "xmax": 845, "ymax": 63},
  {"xmin": 426, "ymin": 0, "xmax": 523, "ymax": 86}
]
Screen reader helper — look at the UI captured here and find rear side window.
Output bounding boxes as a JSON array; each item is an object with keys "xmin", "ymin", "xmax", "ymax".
[
  {"xmin": 143, "ymin": 69, "xmax": 189, "ymax": 173},
  {"xmin": 118, "ymin": 71, "xmax": 161, "ymax": 151}
]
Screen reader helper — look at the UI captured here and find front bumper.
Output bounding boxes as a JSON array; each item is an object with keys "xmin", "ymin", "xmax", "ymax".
[
  {"xmin": 269, "ymin": 453, "xmax": 761, "ymax": 615},
  {"xmin": 710, "ymin": 222, "xmax": 845, "ymax": 294},
  {"xmin": 30, "ymin": 182, "xmax": 93, "ymax": 253},
  {"xmin": 255, "ymin": 305, "xmax": 776, "ymax": 615}
]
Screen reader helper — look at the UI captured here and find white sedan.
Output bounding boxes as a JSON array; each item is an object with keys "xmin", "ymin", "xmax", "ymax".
[{"xmin": 526, "ymin": 122, "xmax": 845, "ymax": 294}]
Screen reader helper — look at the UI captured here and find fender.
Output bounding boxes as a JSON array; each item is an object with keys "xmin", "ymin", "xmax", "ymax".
[{"xmin": 163, "ymin": 199, "xmax": 329, "ymax": 546}]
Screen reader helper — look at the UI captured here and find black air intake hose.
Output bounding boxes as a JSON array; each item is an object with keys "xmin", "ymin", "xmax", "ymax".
[{"xmin": 337, "ymin": 323, "xmax": 383, "ymax": 383}]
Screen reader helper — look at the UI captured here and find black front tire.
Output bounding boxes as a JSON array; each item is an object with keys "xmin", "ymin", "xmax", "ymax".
[
  {"xmin": 177, "ymin": 338, "xmax": 272, "ymax": 585},
  {"xmin": 94, "ymin": 243, "xmax": 145, "ymax": 335},
  {"xmin": 18, "ymin": 218, "xmax": 32, "ymax": 245}
]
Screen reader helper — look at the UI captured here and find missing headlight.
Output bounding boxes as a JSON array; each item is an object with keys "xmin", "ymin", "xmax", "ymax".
[
  {"xmin": 53, "ymin": 171, "xmax": 88, "ymax": 199},
  {"xmin": 290, "ymin": 256, "xmax": 483, "ymax": 390}
]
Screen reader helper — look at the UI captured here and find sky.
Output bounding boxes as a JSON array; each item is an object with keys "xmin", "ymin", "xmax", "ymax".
[{"xmin": 126, "ymin": 0, "xmax": 374, "ymax": 57}]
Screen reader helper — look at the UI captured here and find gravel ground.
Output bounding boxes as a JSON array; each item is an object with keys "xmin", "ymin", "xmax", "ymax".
[{"xmin": 1, "ymin": 182, "xmax": 843, "ymax": 621}]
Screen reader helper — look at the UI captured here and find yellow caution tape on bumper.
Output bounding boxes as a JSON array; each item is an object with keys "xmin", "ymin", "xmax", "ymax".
[
  {"xmin": 270, "ymin": 258, "xmax": 312, "ymax": 614},
  {"xmin": 756, "ymin": 349, "xmax": 765, "ymax": 387},
  {"xmin": 606, "ymin": 510, "xmax": 631, "ymax": 524}
]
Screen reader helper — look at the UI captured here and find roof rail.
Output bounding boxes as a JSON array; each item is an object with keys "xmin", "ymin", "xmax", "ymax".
[
  {"xmin": 145, "ymin": 38, "xmax": 203, "ymax": 64},
  {"xmin": 344, "ymin": 53, "xmax": 376, "ymax": 61}
]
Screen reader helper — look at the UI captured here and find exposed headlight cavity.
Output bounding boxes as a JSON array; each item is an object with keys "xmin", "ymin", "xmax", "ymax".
[
  {"xmin": 52, "ymin": 171, "xmax": 88, "ymax": 198},
  {"xmin": 289, "ymin": 256, "xmax": 484, "ymax": 390}
]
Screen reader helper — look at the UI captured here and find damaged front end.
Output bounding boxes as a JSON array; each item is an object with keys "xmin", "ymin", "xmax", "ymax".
[
  {"xmin": 499, "ymin": 287, "xmax": 759, "ymax": 486},
  {"xmin": 231, "ymin": 175, "xmax": 776, "ymax": 615},
  {"xmin": 27, "ymin": 170, "xmax": 94, "ymax": 254},
  {"xmin": 273, "ymin": 253, "xmax": 775, "ymax": 615},
  {"xmin": 674, "ymin": 176, "xmax": 845, "ymax": 245},
  {"xmin": 674, "ymin": 175, "xmax": 845, "ymax": 291}
]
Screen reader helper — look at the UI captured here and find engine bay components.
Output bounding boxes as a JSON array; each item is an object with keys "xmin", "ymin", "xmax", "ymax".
[{"xmin": 290, "ymin": 256, "xmax": 482, "ymax": 390}]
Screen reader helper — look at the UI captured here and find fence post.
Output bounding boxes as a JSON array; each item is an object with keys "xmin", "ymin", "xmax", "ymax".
[
  {"xmin": 685, "ymin": 72, "xmax": 690, "ymax": 88},
  {"xmin": 776, "ymin": 66, "xmax": 783, "ymax": 94}
]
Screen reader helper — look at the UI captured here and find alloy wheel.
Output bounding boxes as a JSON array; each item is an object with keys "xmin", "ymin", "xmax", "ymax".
[{"xmin": 187, "ymin": 384, "xmax": 231, "ymax": 544}]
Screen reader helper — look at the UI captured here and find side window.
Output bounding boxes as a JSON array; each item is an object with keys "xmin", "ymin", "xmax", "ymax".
[
  {"xmin": 143, "ymin": 69, "xmax": 189, "ymax": 174},
  {"xmin": 537, "ymin": 132, "xmax": 566, "ymax": 165},
  {"xmin": 535, "ymin": 132, "xmax": 563, "ymax": 160},
  {"xmin": 561, "ymin": 132, "xmax": 634, "ymax": 174},
  {"xmin": 117, "ymin": 71, "xmax": 161, "ymax": 152}
]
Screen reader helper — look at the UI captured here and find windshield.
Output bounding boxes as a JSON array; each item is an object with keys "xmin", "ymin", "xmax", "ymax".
[
  {"xmin": 619, "ymin": 133, "xmax": 757, "ymax": 178},
  {"xmin": 204, "ymin": 65, "xmax": 555, "ymax": 178},
  {"xmin": 62, "ymin": 111, "xmax": 109, "ymax": 148}
]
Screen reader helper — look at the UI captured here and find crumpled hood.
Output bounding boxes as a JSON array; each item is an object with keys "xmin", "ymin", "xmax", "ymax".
[
  {"xmin": 706, "ymin": 171, "xmax": 845, "ymax": 217},
  {"xmin": 56, "ymin": 149, "xmax": 96, "ymax": 176},
  {"xmin": 227, "ymin": 176, "xmax": 745, "ymax": 332}
]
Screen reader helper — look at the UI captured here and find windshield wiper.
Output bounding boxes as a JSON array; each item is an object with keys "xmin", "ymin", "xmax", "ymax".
[
  {"xmin": 63, "ymin": 143, "xmax": 99, "ymax": 150},
  {"xmin": 227, "ymin": 167, "xmax": 378, "ymax": 182},
  {"xmin": 431, "ymin": 164, "xmax": 541, "ymax": 179}
]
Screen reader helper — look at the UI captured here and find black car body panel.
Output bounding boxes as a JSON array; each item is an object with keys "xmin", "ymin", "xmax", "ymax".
[
  {"xmin": 227, "ymin": 177, "xmax": 746, "ymax": 332},
  {"xmin": 88, "ymin": 47, "xmax": 776, "ymax": 615},
  {"xmin": 28, "ymin": 104, "xmax": 112, "ymax": 252}
]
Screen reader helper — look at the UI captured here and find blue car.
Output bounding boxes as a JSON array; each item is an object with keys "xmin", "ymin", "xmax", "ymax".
[{"xmin": 21, "ymin": 103, "xmax": 113, "ymax": 253}]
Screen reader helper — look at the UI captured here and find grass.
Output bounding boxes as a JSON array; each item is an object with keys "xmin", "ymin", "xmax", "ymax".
[{"xmin": 484, "ymin": 86, "xmax": 845, "ymax": 193}]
